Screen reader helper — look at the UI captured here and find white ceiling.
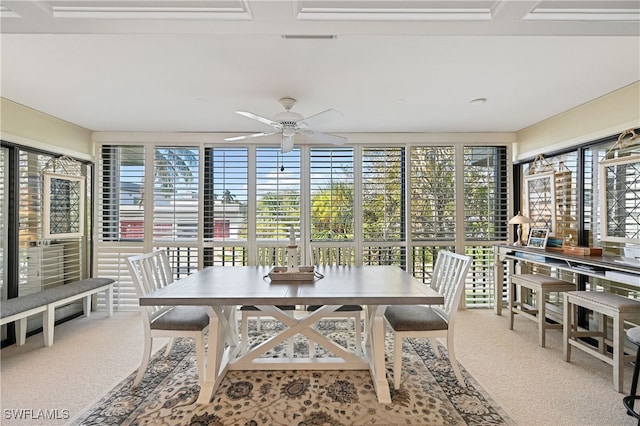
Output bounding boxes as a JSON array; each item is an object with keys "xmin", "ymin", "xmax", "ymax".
[{"xmin": 1, "ymin": 1, "xmax": 639, "ymax": 136}]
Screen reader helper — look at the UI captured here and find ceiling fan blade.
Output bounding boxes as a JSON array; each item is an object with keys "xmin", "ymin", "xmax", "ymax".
[
  {"xmin": 299, "ymin": 109, "xmax": 343, "ymax": 128},
  {"xmin": 281, "ymin": 135, "xmax": 295, "ymax": 153},
  {"xmin": 224, "ymin": 131, "xmax": 277, "ymax": 141},
  {"xmin": 302, "ymin": 130, "xmax": 347, "ymax": 145},
  {"xmin": 235, "ymin": 111, "xmax": 280, "ymax": 128}
]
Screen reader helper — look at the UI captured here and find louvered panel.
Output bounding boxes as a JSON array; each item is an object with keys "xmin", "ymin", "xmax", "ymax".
[
  {"xmin": 97, "ymin": 145, "xmax": 146, "ymax": 242},
  {"xmin": 310, "ymin": 147, "xmax": 354, "ymax": 242},
  {"xmin": 204, "ymin": 147, "xmax": 248, "ymax": 242},
  {"xmin": 463, "ymin": 147, "xmax": 509, "ymax": 242},
  {"xmin": 463, "ymin": 245, "xmax": 494, "ymax": 308},
  {"xmin": 256, "ymin": 148, "xmax": 301, "ymax": 240},
  {"xmin": 410, "ymin": 146, "xmax": 456, "ymax": 241},
  {"xmin": 153, "ymin": 147, "xmax": 200, "ymax": 242},
  {"xmin": 362, "ymin": 147, "xmax": 404, "ymax": 242},
  {"xmin": 94, "ymin": 243, "xmax": 145, "ymax": 311}
]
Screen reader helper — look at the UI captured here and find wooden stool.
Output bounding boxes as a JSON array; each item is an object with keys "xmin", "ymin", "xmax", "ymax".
[
  {"xmin": 509, "ymin": 274, "xmax": 576, "ymax": 347},
  {"xmin": 563, "ymin": 291, "xmax": 640, "ymax": 392}
]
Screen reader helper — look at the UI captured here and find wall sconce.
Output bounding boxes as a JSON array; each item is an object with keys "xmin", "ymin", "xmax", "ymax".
[{"xmin": 508, "ymin": 211, "xmax": 531, "ymax": 246}]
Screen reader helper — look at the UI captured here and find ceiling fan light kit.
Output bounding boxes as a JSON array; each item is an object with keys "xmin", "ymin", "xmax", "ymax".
[{"xmin": 224, "ymin": 97, "xmax": 347, "ymax": 153}]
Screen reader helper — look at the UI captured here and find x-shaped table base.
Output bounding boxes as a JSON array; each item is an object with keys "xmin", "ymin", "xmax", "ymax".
[{"xmin": 197, "ymin": 304, "xmax": 391, "ymax": 404}]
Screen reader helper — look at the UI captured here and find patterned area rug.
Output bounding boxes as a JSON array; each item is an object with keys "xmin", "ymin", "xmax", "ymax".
[{"xmin": 74, "ymin": 320, "xmax": 512, "ymax": 425}]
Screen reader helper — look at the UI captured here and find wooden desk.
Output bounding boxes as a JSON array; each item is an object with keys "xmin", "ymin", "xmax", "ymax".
[
  {"xmin": 493, "ymin": 244, "xmax": 640, "ymax": 315},
  {"xmin": 139, "ymin": 265, "xmax": 444, "ymax": 404}
]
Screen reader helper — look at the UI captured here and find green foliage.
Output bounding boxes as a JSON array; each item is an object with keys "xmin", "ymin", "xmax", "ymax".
[{"xmin": 311, "ymin": 182, "xmax": 354, "ymax": 239}]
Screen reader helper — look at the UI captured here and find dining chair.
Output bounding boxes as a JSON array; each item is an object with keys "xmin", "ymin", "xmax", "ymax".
[
  {"xmin": 384, "ymin": 250, "xmax": 472, "ymax": 389},
  {"xmin": 240, "ymin": 246, "xmax": 297, "ymax": 355},
  {"xmin": 306, "ymin": 245, "xmax": 362, "ymax": 356},
  {"xmin": 127, "ymin": 250, "xmax": 209, "ymax": 386}
]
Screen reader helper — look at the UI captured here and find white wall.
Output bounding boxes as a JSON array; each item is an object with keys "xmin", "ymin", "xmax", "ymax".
[
  {"xmin": 0, "ymin": 98, "xmax": 93, "ymax": 160},
  {"xmin": 515, "ymin": 82, "xmax": 640, "ymax": 161}
]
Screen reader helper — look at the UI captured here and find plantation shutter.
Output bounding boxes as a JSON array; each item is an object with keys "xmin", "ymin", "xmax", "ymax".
[
  {"xmin": 256, "ymin": 147, "xmax": 300, "ymax": 241},
  {"xmin": 410, "ymin": 146, "xmax": 456, "ymax": 241},
  {"xmin": 152, "ymin": 147, "xmax": 200, "ymax": 277},
  {"xmin": 361, "ymin": 147, "xmax": 405, "ymax": 265},
  {"xmin": 204, "ymin": 147, "xmax": 249, "ymax": 266},
  {"xmin": 309, "ymin": 147, "xmax": 355, "ymax": 265},
  {"xmin": 463, "ymin": 146, "xmax": 509, "ymax": 307},
  {"xmin": 95, "ymin": 145, "xmax": 146, "ymax": 310}
]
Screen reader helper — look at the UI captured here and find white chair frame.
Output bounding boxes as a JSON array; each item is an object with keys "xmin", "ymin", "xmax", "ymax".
[
  {"xmin": 127, "ymin": 250, "xmax": 209, "ymax": 386},
  {"xmin": 385, "ymin": 250, "xmax": 472, "ymax": 389}
]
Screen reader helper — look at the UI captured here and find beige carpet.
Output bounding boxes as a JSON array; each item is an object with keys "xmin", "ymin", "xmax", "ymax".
[
  {"xmin": 72, "ymin": 320, "xmax": 511, "ymax": 425},
  {"xmin": 0, "ymin": 309, "xmax": 636, "ymax": 425}
]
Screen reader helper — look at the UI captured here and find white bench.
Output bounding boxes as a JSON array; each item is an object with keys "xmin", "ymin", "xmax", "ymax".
[{"xmin": 0, "ymin": 278, "xmax": 114, "ymax": 347}]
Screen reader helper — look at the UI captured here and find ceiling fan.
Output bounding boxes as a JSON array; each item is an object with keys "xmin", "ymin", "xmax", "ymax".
[{"xmin": 224, "ymin": 97, "xmax": 347, "ymax": 153}]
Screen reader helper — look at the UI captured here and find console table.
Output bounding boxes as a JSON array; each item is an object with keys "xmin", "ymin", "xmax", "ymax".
[{"xmin": 493, "ymin": 244, "xmax": 640, "ymax": 315}]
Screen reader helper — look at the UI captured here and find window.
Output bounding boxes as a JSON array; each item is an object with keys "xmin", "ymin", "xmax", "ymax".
[
  {"xmin": 1, "ymin": 145, "xmax": 91, "ymax": 342},
  {"xmin": 152, "ymin": 147, "xmax": 199, "ymax": 243},
  {"xmin": 204, "ymin": 148, "xmax": 248, "ymax": 242},
  {"xmin": 410, "ymin": 146, "xmax": 455, "ymax": 241},
  {"xmin": 362, "ymin": 147, "xmax": 405, "ymax": 266},
  {"xmin": 310, "ymin": 147, "xmax": 355, "ymax": 265},
  {"xmin": 95, "ymin": 140, "xmax": 511, "ymax": 309},
  {"xmin": 204, "ymin": 147, "xmax": 248, "ymax": 266},
  {"xmin": 464, "ymin": 146, "xmax": 509, "ymax": 307},
  {"xmin": 256, "ymin": 148, "xmax": 300, "ymax": 241},
  {"xmin": 99, "ymin": 146, "xmax": 145, "ymax": 242}
]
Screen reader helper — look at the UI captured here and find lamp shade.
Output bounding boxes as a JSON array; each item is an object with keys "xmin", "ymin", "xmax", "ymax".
[{"xmin": 508, "ymin": 211, "xmax": 531, "ymax": 225}]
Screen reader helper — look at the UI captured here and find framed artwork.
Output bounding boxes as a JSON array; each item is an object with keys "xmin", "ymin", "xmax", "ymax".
[
  {"xmin": 43, "ymin": 172, "xmax": 85, "ymax": 239},
  {"xmin": 527, "ymin": 228, "xmax": 549, "ymax": 249},
  {"xmin": 524, "ymin": 171, "xmax": 556, "ymax": 234},
  {"xmin": 599, "ymin": 154, "xmax": 640, "ymax": 243}
]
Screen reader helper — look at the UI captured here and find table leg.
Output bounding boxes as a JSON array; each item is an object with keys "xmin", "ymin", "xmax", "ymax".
[
  {"xmin": 364, "ymin": 305, "xmax": 391, "ymax": 404},
  {"xmin": 196, "ymin": 305, "xmax": 238, "ymax": 405}
]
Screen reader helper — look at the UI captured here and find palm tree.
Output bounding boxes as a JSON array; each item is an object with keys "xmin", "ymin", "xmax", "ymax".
[{"xmin": 221, "ymin": 189, "xmax": 236, "ymax": 204}]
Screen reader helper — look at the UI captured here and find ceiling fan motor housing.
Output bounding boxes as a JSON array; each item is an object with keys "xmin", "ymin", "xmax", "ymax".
[{"xmin": 273, "ymin": 111, "xmax": 303, "ymax": 124}]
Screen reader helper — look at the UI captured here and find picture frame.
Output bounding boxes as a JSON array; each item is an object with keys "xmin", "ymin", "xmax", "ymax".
[
  {"xmin": 524, "ymin": 171, "xmax": 556, "ymax": 234},
  {"xmin": 527, "ymin": 228, "xmax": 549, "ymax": 249},
  {"xmin": 43, "ymin": 172, "xmax": 85, "ymax": 239},
  {"xmin": 599, "ymin": 154, "xmax": 640, "ymax": 243}
]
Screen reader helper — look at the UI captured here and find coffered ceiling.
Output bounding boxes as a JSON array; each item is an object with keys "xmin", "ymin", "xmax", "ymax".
[{"xmin": 1, "ymin": 1, "xmax": 639, "ymax": 135}]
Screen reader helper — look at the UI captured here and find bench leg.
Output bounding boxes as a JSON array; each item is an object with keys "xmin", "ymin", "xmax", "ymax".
[
  {"xmin": 508, "ymin": 281, "xmax": 515, "ymax": 330},
  {"xmin": 44, "ymin": 307, "xmax": 55, "ymax": 347},
  {"xmin": 15, "ymin": 318, "xmax": 27, "ymax": 346},
  {"xmin": 614, "ymin": 313, "xmax": 624, "ymax": 393},
  {"xmin": 83, "ymin": 295, "xmax": 92, "ymax": 318},
  {"xmin": 538, "ymin": 289, "xmax": 547, "ymax": 348},
  {"xmin": 563, "ymin": 295, "xmax": 571, "ymax": 362},
  {"xmin": 106, "ymin": 286, "xmax": 113, "ymax": 317},
  {"xmin": 598, "ymin": 312, "xmax": 606, "ymax": 355}
]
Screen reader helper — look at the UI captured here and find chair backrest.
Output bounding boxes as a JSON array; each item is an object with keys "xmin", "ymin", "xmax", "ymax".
[
  {"xmin": 127, "ymin": 250, "xmax": 174, "ymax": 322},
  {"xmin": 257, "ymin": 246, "xmax": 290, "ymax": 266},
  {"xmin": 311, "ymin": 245, "xmax": 355, "ymax": 266},
  {"xmin": 430, "ymin": 250, "xmax": 472, "ymax": 323},
  {"xmin": 127, "ymin": 250, "xmax": 174, "ymax": 296}
]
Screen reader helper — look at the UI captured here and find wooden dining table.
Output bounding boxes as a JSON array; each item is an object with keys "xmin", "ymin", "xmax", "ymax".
[{"xmin": 138, "ymin": 265, "xmax": 444, "ymax": 404}]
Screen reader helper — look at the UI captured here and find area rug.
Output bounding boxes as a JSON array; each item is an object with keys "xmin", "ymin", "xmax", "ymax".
[{"xmin": 73, "ymin": 320, "xmax": 512, "ymax": 425}]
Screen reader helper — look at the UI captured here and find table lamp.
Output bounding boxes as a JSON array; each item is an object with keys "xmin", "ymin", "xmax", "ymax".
[{"xmin": 508, "ymin": 212, "xmax": 531, "ymax": 246}]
